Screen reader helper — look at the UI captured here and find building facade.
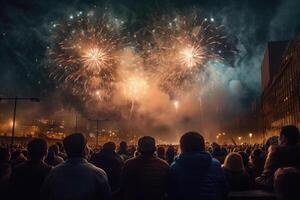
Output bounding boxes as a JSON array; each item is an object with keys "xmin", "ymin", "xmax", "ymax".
[{"xmin": 261, "ymin": 36, "xmax": 300, "ymax": 136}]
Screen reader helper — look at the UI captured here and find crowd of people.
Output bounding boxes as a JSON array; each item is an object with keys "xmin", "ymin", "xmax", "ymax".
[{"xmin": 0, "ymin": 125, "xmax": 300, "ymax": 200}]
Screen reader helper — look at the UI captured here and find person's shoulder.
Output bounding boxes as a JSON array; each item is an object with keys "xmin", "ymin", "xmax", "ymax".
[
  {"xmin": 154, "ymin": 157, "xmax": 170, "ymax": 168},
  {"xmin": 85, "ymin": 163, "xmax": 109, "ymax": 183},
  {"xmin": 85, "ymin": 161, "xmax": 107, "ymax": 176},
  {"xmin": 12, "ymin": 160, "xmax": 29, "ymax": 172},
  {"xmin": 211, "ymin": 157, "xmax": 221, "ymax": 167},
  {"xmin": 46, "ymin": 162, "xmax": 65, "ymax": 174},
  {"xmin": 124, "ymin": 156, "xmax": 139, "ymax": 165},
  {"xmin": 41, "ymin": 162, "xmax": 52, "ymax": 172}
]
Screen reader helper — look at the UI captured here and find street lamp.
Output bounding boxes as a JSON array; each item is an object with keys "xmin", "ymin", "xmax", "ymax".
[
  {"xmin": 249, "ymin": 133, "xmax": 253, "ymax": 144},
  {"xmin": 88, "ymin": 118, "xmax": 110, "ymax": 147},
  {"xmin": 173, "ymin": 100, "xmax": 179, "ymax": 113},
  {"xmin": 238, "ymin": 136, "xmax": 242, "ymax": 144},
  {"xmin": 0, "ymin": 97, "xmax": 40, "ymax": 148}
]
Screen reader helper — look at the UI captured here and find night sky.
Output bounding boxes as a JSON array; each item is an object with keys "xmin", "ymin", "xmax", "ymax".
[{"xmin": 0, "ymin": 0, "xmax": 300, "ymax": 137}]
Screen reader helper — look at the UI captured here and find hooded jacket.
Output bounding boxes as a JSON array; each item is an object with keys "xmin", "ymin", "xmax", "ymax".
[{"xmin": 169, "ymin": 151, "xmax": 227, "ymax": 200}]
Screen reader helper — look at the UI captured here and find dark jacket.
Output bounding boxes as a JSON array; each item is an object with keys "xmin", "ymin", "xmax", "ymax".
[
  {"xmin": 41, "ymin": 158, "xmax": 112, "ymax": 200},
  {"xmin": 10, "ymin": 160, "xmax": 52, "ymax": 200},
  {"xmin": 0, "ymin": 162, "xmax": 11, "ymax": 198},
  {"xmin": 169, "ymin": 151, "xmax": 227, "ymax": 200},
  {"xmin": 45, "ymin": 154, "xmax": 64, "ymax": 167},
  {"xmin": 90, "ymin": 149, "xmax": 124, "ymax": 192},
  {"xmin": 121, "ymin": 154, "xmax": 170, "ymax": 200},
  {"xmin": 256, "ymin": 144, "xmax": 300, "ymax": 189},
  {"xmin": 223, "ymin": 169, "xmax": 250, "ymax": 191}
]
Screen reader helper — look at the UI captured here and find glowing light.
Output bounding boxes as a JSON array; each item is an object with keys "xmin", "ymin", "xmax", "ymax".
[
  {"xmin": 173, "ymin": 100, "xmax": 179, "ymax": 112},
  {"xmin": 48, "ymin": 11, "xmax": 235, "ymax": 119},
  {"xmin": 81, "ymin": 47, "xmax": 108, "ymax": 72},
  {"xmin": 49, "ymin": 11, "xmax": 122, "ymax": 102},
  {"xmin": 144, "ymin": 13, "xmax": 233, "ymax": 95},
  {"xmin": 122, "ymin": 75, "xmax": 149, "ymax": 120},
  {"xmin": 94, "ymin": 90, "xmax": 103, "ymax": 101},
  {"xmin": 179, "ymin": 45, "xmax": 204, "ymax": 68},
  {"xmin": 124, "ymin": 76, "xmax": 149, "ymax": 100},
  {"xmin": 7, "ymin": 119, "xmax": 16, "ymax": 128},
  {"xmin": 249, "ymin": 133, "xmax": 253, "ymax": 137}
]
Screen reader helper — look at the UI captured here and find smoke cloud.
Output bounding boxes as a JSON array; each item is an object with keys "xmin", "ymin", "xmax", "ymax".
[{"xmin": 0, "ymin": 0, "xmax": 300, "ymax": 142}]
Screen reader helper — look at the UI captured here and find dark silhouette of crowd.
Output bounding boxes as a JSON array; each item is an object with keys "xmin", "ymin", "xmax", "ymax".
[{"xmin": 0, "ymin": 125, "xmax": 300, "ymax": 200}]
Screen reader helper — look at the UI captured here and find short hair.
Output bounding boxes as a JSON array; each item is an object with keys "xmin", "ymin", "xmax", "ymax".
[
  {"xmin": 223, "ymin": 152, "xmax": 245, "ymax": 172},
  {"xmin": 280, "ymin": 125, "xmax": 299, "ymax": 145},
  {"xmin": 103, "ymin": 142, "xmax": 116, "ymax": 151},
  {"xmin": 63, "ymin": 133, "xmax": 86, "ymax": 158},
  {"xmin": 138, "ymin": 136, "xmax": 156, "ymax": 154},
  {"xmin": 180, "ymin": 131, "xmax": 205, "ymax": 153},
  {"xmin": 27, "ymin": 138, "xmax": 48, "ymax": 160},
  {"xmin": 119, "ymin": 141, "xmax": 127, "ymax": 149}
]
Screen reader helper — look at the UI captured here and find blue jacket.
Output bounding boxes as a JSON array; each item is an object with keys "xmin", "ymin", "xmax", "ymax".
[{"xmin": 169, "ymin": 151, "xmax": 227, "ymax": 200}]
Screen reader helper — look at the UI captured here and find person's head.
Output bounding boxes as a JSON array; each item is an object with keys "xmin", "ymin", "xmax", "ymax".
[
  {"xmin": 212, "ymin": 143, "xmax": 222, "ymax": 156},
  {"xmin": 223, "ymin": 152, "xmax": 245, "ymax": 172},
  {"xmin": 279, "ymin": 125, "xmax": 299, "ymax": 146},
  {"xmin": 250, "ymin": 148, "xmax": 264, "ymax": 170},
  {"xmin": 119, "ymin": 141, "xmax": 127, "ymax": 150},
  {"xmin": 48, "ymin": 144, "xmax": 59, "ymax": 157},
  {"xmin": 245, "ymin": 147, "xmax": 252, "ymax": 156},
  {"xmin": 238, "ymin": 151, "xmax": 249, "ymax": 166},
  {"xmin": 166, "ymin": 145, "xmax": 176, "ymax": 156},
  {"xmin": 27, "ymin": 138, "xmax": 48, "ymax": 161},
  {"xmin": 166, "ymin": 145, "xmax": 176, "ymax": 164},
  {"xmin": 63, "ymin": 133, "xmax": 86, "ymax": 158},
  {"xmin": 103, "ymin": 142, "xmax": 116, "ymax": 152},
  {"xmin": 274, "ymin": 167, "xmax": 300, "ymax": 200},
  {"xmin": 128, "ymin": 145, "xmax": 136, "ymax": 155},
  {"xmin": 138, "ymin": 136, "xmax": 156, "ymax": 155},
  {"xmin": 180, "ymin": 131, "xmax": 205, "ymax": 153},
  {"xmin": 157, "ymin": 146, "xmax": 165, "ymax": 157},
  {"xmin": 0, "ymin": 147, "xmax": 10, "ymax": 163}
]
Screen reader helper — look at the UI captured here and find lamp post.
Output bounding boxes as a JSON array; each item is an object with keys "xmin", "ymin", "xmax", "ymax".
[
  {"xmin": 238, "ymin": 136, "xmax": 242, "ymax": 145},
  {"xmin": 173, "ymin": 100, "xmax": 179, "ymax": 113},
  {"xmin": 249, "ymin": 133, "xmax": 253, "ymax": 144},
  {"xmin": 88, "ymin": 118, "xmax": 110, "ymax": 147},
  {"xmin": 0, "ymin": 97, "xmax": 40, "ymax": 148}
]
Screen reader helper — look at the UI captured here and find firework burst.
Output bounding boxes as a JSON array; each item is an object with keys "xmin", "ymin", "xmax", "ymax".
[
  {"xmin": 143, "ymin": 12, "xmax": 235, "ymax": 96},
  {"xmin": 47, "ymin": 9, "xmax": 236, "ymax": 120},
  {"xmin": 48, "ymin": 11, "xmax": 124, "ymax": 101}
]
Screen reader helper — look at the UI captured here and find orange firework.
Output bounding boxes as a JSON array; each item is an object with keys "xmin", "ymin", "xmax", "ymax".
[
  {"xmin": 142, "ymin": 12, "xmax": 235, "ymax": 96},
  {"xmin": 48, "ymin": 10, "xmax": 123, "ymax": 102},
  {"xmin": 179, "ymin": 45, "xmax": 205, "ymax": 69}
]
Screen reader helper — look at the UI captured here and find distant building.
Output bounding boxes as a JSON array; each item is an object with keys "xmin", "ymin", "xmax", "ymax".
[
  {"xmin": 261, "ymin": 41, "xmax": 289, "ymax": 90},
  {"xmin": 261, "ymin": 36, "xmax": 300, "ymax": 136}
]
